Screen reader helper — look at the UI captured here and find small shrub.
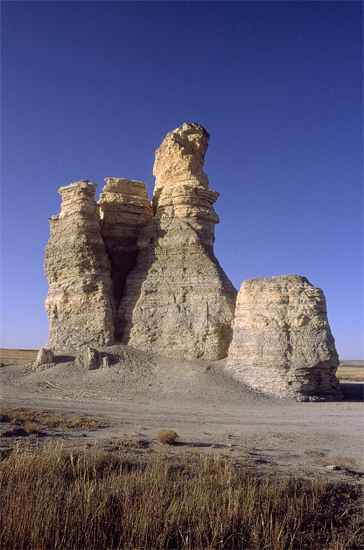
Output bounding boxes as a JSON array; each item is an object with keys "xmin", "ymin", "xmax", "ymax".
[{"xmin": 157, "ymin": 429, "xmax": 179, "ymax": 445}]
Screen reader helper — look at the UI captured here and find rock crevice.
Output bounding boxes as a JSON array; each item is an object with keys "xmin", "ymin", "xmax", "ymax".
[{"xmin": 98, "ymin": 177, "xmax": 153, "ymax": 335}]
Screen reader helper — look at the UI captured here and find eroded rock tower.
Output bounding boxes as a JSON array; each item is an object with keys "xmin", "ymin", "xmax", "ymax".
[
  {"xmin": 118, "ymin": 123, "xmax": 237, "ymax": 359},
  {"xmin": 45, "ymin": 180, "xmax": 115, "ymax": 350},
  {"xmin": 44, "ymin": 123, "xmax": 341, "ymax": 400}
]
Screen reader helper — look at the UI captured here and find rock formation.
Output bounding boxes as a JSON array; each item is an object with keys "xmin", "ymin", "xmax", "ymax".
[
  {"xmin": 32, "ymin": 348, "xmax": 55, "ymax": 372},
  {"xmin": 76, "ymin": 346, "xmax": 114, "ymax": 370},
  {"xmin": 98, "ymin": 178, "xmax": 153, "ymax": 336},
  {"xmin": 45, "ymin": 180, "xmax": 115, "ymax": 350},
  {"xmin": 118, "ymin": 123, "xmax": 237, "ymax": 359},
  {"xmin": 43, "ymin": 125, "xmax": 341, "ymax": 401},
  {"xmin": 226, "ymin": 275, "xmax": 342, "ymax": 400}
]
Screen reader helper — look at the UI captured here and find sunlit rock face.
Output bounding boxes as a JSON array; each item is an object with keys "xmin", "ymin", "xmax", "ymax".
[
  {"xmin": 45, "ymin": 180, "xmax": 115, "ymax": 351},
  {"xmin": 118, "ymin": 123, "xmax": 237, "ymax": 360},
  {"xmin": 98, "ymin": 178, "xmax": 153, "ymax": 337},
  {"xmin": 43, "ymin": 126, "xmax": 341, "ymax": 401},
  {"xmin": 226, "ymin": 275, "xmax": 342, "ymax": 401}
]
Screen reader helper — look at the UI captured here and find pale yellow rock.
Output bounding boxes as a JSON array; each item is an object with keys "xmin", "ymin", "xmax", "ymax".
[
  {"xmin": 35, "ymin": 348, "xmax": 54, "ymax": 365},
  {"xmin": 119, "ymin": 124, "xmax": 237, "ymax": 359},
  {"xmin": 153, "ymin": 122, "xmax": 209, "ymax": 189},
  {"xmin": 42, "ymin": 126, "xmax": 342, "ymax": 403},
  {"xmin": 45, "ymin": 180, "xmax": 114, "ymax": 351},
  {"xmin": 226, "ymin": 275, "xmax": 342, "ymax": 400}
]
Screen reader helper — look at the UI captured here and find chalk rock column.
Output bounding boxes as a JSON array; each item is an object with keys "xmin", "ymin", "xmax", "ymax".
[
  {"xmin": 45, "ymin": 180, "xmax": 114, "ymax": 351},
  {"xmin": 119, "ymin": 123, "xmax": 237, "ymax": 360},
  {"xmin": 226, "ymin": 275, "xmax": 342, "ymax": 400},
  {"xmin": 98, "ymin": 178, "xmax": 153, "ymax": 337}
]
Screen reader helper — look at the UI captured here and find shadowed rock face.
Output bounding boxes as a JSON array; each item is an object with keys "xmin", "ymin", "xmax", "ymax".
[
  {"xmin": 226, "ymin": 275, "xmax": 342, "ymax": 401},
  {"xmin": 98, "ymin": 178, "xmax": 153, "ymax": 336},
  {"xmin": 45, "ymin": 180, "xmax": 115, "ymax": 351},
  {"xmin": 118, "ymin": 123, "xmax": 237, "ymax": 360}
]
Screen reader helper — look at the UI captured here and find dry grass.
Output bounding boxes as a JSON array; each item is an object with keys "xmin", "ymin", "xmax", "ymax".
[
  {"xmin": 0, "ymin": 348, "xmax": 38, "ymax": 365},
  {"xmin": 0, "ymin": 406, "xmax": 110, "ymax": 431},
  {"xmin": 336, "ymin": 361, "xmax": 364, "ymax": 382},
  {"xmin": 156, "ymin": 429, "xmax": 179, "ymax": 444},
  {"xmin": 0, "ymin": 445, "xmax": 362, "ymax": 550},
  {"xmin": 322, "ymin": 455, "xmax": 359, "ymax": 471},
  {"xmin": 336, "ymin": 367, "xmax": 364, "ymax": 382}
]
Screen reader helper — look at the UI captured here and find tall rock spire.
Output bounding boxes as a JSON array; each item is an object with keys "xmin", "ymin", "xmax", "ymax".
[
  {"xmin": 45, "ymin": 180, "xmax": 114, "ymax": 350},
  {"xmin": 118, "ymin": 123, "xmax": 237, "ymax": 359}
]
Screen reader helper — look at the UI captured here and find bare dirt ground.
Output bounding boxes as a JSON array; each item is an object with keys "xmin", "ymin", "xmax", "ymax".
[{"xmin": 1, "ymin": 347, "xmax": 363, "ymax": 484}]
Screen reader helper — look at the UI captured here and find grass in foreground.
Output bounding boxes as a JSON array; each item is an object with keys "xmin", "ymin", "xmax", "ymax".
[
  {"xmin": 0, "ymin": 406, "xmax": 110, "ymax": 432},
  {"xmin": 1, "ymin": 446, "xmax": 362, "ymax": 550}
]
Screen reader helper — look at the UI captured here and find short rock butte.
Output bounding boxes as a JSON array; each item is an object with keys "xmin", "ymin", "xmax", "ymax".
[{"xmin": 226, "ymin": 275, "xmax": 342, "ymax": 400}]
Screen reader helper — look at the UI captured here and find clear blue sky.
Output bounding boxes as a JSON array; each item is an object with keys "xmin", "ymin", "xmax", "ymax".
[{"xmin": 1, "ymin": 1, "xmax": 363, "ymax": 358}]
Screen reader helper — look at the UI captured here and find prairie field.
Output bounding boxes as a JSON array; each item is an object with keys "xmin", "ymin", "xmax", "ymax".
[
  {"xmin": 336, "ymin": 361, "xmax": 364, "ymax": 382},
  {"xmin": 1, "ymin": 348, "xmax": 363, "ymax": 549},
  {"xmin": 1, "ymin": 444, "xmax": 363, "ymax": 550},
  {"xmin": 0, "ymin": 348, "xmax": 39, "ymax": 365}
]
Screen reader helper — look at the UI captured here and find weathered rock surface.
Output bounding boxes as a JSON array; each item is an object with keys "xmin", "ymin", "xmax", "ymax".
[
  {"xmin": 79, "ymin": 347, "xmax": 101, "ymax": 370},
  {"xmin": 75, "ymin": 347, "xmax": 117, "ymax": 370},
  {"xmin": 32, "ymin": 348, "xmax": 55, "ymax": 372},
  {"xmin": 119, "ymin": 123, "xmax": 237, "ymax": 359},
  {"xmin": 42, "ymin": 125, "xmax": 342, "ymax": 402},
  {"xmin": 45, "ymin": 180, "xmax": 114, "ymax": 351},
  {"xmin": 226, "ymin": 275, "xmax": 342, "ymax": 400},
  {"xmin": 98, "ymin": 178, "xmax": 152, "ymax": 336}
]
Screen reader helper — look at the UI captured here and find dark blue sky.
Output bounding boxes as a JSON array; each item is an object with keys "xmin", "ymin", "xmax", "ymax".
[{"xmin": 1, "ymin": 1, "xmax": 363, "ymax": 358}]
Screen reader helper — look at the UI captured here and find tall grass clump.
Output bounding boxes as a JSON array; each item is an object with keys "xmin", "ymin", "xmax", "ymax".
[{"xmin": 1, "ymin": 445, "xmax": 362, "ymax": 549}]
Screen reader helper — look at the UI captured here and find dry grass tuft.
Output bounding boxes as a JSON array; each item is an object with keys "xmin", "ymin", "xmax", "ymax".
[
  {"xmin": 1, "ymin": 446, "xmax": 362, "ymax": 550},
  {"xmin": 156, "ymin": 429, "xmax": 179, "ymax": 445},
  {"xmin": 322, "ymin": 455, "xmax": 358, "ymax": 471},
  {"xmin": 0, "ymin": 407, "xmax": 110, "ymax": 431}
]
